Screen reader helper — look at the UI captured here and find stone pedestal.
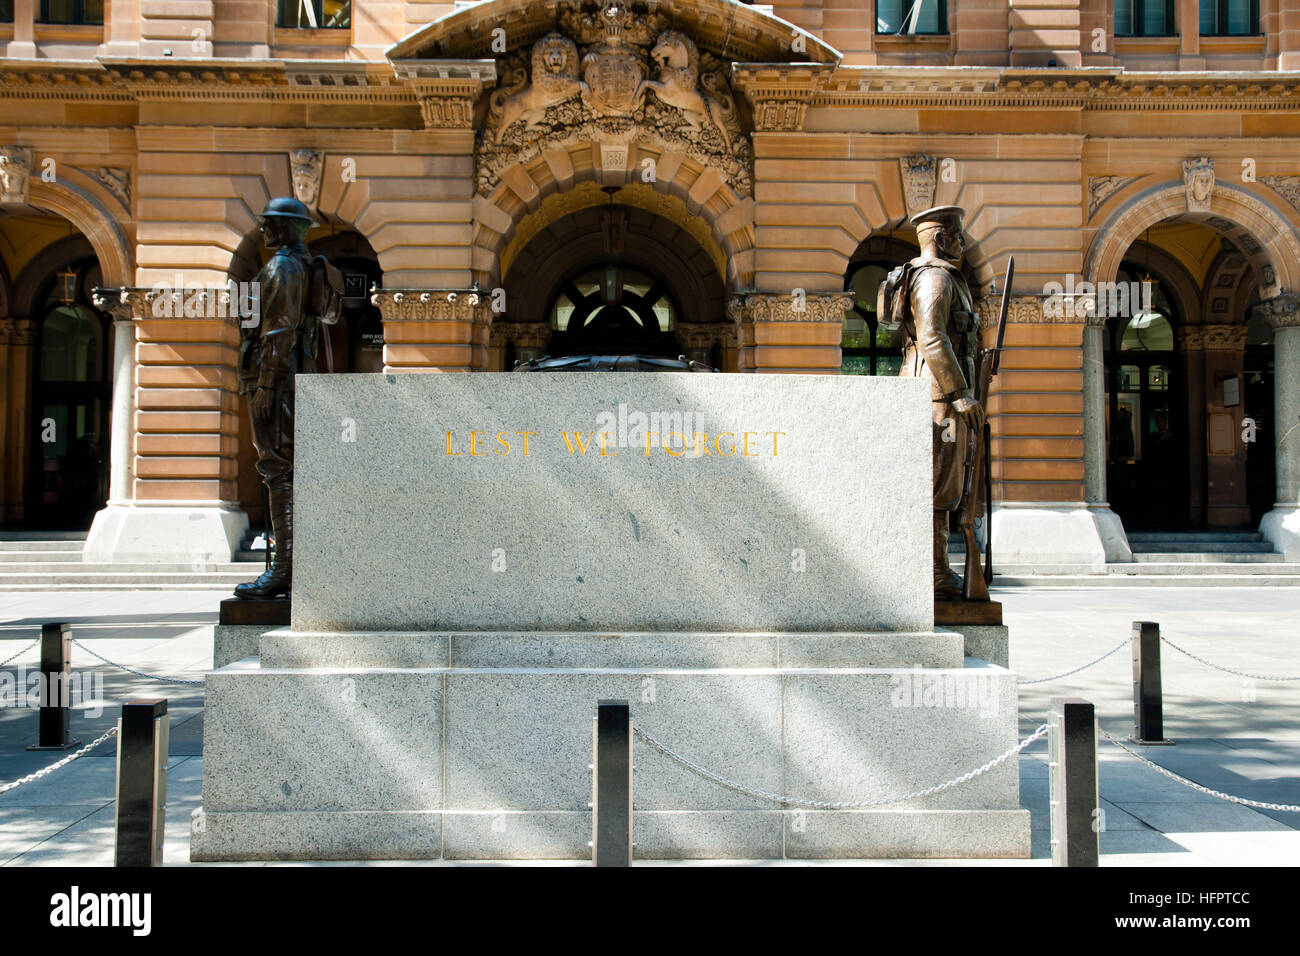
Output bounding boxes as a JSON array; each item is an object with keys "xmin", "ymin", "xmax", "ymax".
[{"xmin": 193, "ymin": 374, "xmax": 1029, "ymax": 861}]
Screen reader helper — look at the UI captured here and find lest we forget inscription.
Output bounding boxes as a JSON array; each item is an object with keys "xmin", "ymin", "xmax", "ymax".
[{"xmin": 292, "ymin": 374, "xmax": 932, "ymax": 633}]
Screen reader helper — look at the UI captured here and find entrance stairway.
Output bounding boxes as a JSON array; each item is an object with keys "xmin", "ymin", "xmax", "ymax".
[
  {"xmin": 0, "ymin": 530, "xmax": 264, "ymax": 590},
  {"xmin": 963, "ymin": 530, "xmax": 1300, "ymax": 587}
]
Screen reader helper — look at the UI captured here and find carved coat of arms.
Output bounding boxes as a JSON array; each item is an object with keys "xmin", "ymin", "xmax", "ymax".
[{"xmin": 476, "ymin": 0, "xmax": 751, "ymax": 197}]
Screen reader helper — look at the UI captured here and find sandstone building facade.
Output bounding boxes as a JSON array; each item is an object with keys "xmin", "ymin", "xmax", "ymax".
[{"xmin": 0, "ymin": 0, "xmax": 1298, "ymax": 569}]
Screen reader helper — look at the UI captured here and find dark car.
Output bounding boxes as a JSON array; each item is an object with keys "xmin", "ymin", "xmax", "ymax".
[{"xmin": 513, "ymin": 354, "xmax": 717, "ymax": 372}]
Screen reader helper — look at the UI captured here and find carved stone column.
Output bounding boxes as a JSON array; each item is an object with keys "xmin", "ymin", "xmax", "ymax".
[
  {"xmin": 372, "ymin": 289, "xmax": 494, "ymax": 372},
  {"xmin": 82, "ymin": 287, "xmax": 248, "ymax": 564},
  {"xmin": 1177, "ymin": 325, "xmax": 1209, "ymax": 523},
  {"xmin": 1, "ymin": 318, "xmax": 35, "ymax": 523},
  {"xmin": 0, "ymin": 319, "xmax": 13, "ymax": 521},
  {"xmin": 1254, "ymin": 295, "xmax": 1300, "ymax": 557},
  {"xmin": 729, "ymin": 292, "xmax": 850, "ymax": 374},
  {"xmin": 92, "ymin": 288, "xmax": 139, "ymax": 506}
]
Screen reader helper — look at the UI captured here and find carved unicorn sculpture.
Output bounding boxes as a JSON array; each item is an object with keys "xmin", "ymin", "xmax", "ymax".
[{"xmin": 641, "ymin": 31, "xmax": 731, "ymax": 151}]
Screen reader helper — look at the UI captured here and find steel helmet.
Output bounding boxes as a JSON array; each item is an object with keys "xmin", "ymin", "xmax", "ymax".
[{"xmin": 257, "ymin": 196, "xmax": 315, "ymax": 223}]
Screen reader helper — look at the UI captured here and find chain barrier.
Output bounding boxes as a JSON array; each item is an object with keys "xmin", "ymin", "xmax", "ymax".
[
  {"xmin": 0, "ymin": 640, "xmax": 38, "ymax": 669},
  {"xmin": 632, "ymin": 723, "xmax": 1050, "ymax": 810},
  {"xmin": 1097, "ymin": 727, "xmax": 1300, "ymax": 813},
  {"xmin": 71, "ymin": 639, "xmax": 205, "ymax": 686},
  {"xmin": 0, "ymin": 726, "xmax": 119, "ymax": 796},
  {"xmin": 1017, "ymin": 638, "xmax": 1129, "ymax": 686},
  {"xmin": 1158, "ymin": 636, "xmax": 1300, "ymax": 683}
]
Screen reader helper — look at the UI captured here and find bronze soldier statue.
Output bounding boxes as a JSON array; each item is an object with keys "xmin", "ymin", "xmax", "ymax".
[
  {"xmin": 235, "ymin": 197, "xmax": 340, "ymax": 599},
  {"xmin": 884, "ymin": 205, "xmax": 986, "ymax": 599}
]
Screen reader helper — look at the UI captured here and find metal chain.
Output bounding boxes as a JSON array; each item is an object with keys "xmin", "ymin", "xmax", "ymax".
[
  {"xmin": 71, "ymin": 639, "xmax": 205, "ymax": 686},
  {"xmin": 1159, "ymin": 636, "xmax": 1299, "ymax": 682},
  {"xmin": 1017, "ymin": 638, "xmax": 1129, "ymax": 686},
  {"xmin": 1097, "ymin": 727, "xmax": 1300, "ymax": 813},
  {"xmin": 0, "ymin": 640, "xmax": 38, "ymax": 669},
  {"xmin": 0, "ymin": 726, "xmax": 119, "ymax": 796},
  {"xmin": 632, "ymin": 723, "xmax": 1050, "ymax": 811}
]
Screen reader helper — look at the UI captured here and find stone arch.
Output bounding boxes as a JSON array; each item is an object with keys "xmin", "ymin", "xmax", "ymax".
[
  {"xmin": 27, "ymin": 179, "xmax": 133, "ymax": 289},
  {"xmin": 471, "ymin": 141, "xmax": 755, "ymax": 293},
  {"xmin": 1085, "ymin": 182, "xmax": 1300, "ymax": 297},
  {"xmin": 504, "ymin": 201, "xmax": 727, "ymax": 327},
  {"xmin": 12, "ymin": 234, "xmax": 99, "ymax": 318}
]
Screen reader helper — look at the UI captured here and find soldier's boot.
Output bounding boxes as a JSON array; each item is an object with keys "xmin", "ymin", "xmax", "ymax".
[
  {"xmin": 933, "ymin": 508, "xmax": 963, "ymax": 600},
  {"xmin": 234, "ymin": 484, "xmax": 293, "ymax": 599}
]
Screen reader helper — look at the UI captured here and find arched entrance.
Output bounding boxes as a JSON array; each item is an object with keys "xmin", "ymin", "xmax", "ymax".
[
  {"xmin": 0, "ymin": 213, "xmax": 114, "ymax": 529},
  {"xmin": 499, "ymin": 189, "xmax": 728, "ymax": 366},
  {"xmin": 1089, "ymin": 201, "xmax": 1284, "ymax": 530},
  {"xmin": 1103, "ymin": 265, "xmax": 1186, "ymax": 528}
]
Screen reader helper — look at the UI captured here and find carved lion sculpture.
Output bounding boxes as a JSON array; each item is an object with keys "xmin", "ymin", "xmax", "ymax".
[
  {"xmin": 642, "ymin": 30, "xmax": 731, "ymax": 151},
  {"xmin": 493, "ymin": 33, "xmax": 586, "ymax": 144}
]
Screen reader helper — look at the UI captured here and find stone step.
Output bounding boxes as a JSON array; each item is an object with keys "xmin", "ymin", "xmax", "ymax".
[
  {"xmin": 1131, "ymin": 551, "xmax": 1284, "ymax": 563},
  {"xmin": 1108, "ymin": 561, "xmax": 1300, "ymax": 575},
  {"xmin": 0, "ymin": 562, "xmax": 251, "ymax": 573},
  {"xmin": 0, "ymin": 570, "xmax": 250, "ymax": 589},
  {"xmin": 994, "ymin": 573, "xmax": 1300, "ymax": 587},
  {"xmin": 0, "ymin": 541, "xmax": 85, "ymax": 552},
  {"xmin": 0, "ymin": 550, "xmax": 85, "ymax": 562},
  {"xmin": 1126, "ymin": 531, "xmax": 1264, "ymax": 543},
  {"xmin": 0, "ymin": 531, "xmax": 87, "ymax": 542},
  {"xmin": 1129, "ymin": 541, "xmax": 1275, "ymax": 554}
]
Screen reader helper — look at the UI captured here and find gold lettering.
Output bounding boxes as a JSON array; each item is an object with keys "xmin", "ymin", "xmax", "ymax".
[
  {"xmin": 644, "ymin": 432, "xmax": 657, "ymax": 456},
  {"xmin": 599, "ymin": 432, "xmax": 618, "ymax": 457},
  {"xmin": 767, "ymin": 431, "xmax": 786, "ymax": 456},
  {"xmin": 515, "ymin": 431, "xmax": 535, "ymax": 456},
  {"xmin": 693, "ymin": 432, "xmax": 712, "ymax": 457},
  {"xmin": 470, "ymin": 431, "xmax": 486, "ymax": 456},
  {"xmin": 496, "ymin": 431, "xmax": 511, "ymax": 456},
  {"xmin": 743, "ymin": 432, "xmax": 758, "ymax": 456},
  {"xmin": 445, "ymin": 430, "xmax": 461, "ymax": 456},
  {"xmin": 562, "ymin": 431, "xmax": 595, "ymax": 455},
  {"xmin": 664, "ymin": 432, "xmax": 686, "ymax": 457},
  {"xmin": 715, "ymin": 432, "xmax": 736, "ymax": 457}
]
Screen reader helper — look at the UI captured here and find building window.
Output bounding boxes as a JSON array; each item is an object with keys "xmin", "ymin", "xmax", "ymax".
[
  {"xmin": 38, "ymin": 0, "xmax": 103, "ymax": 24},
  {"xmin": 277, "ymin": 0, "xmax": 350, "ymax": 29},
  {"xmin": 1114, "ymin": 0, "xmax": 1175, "ymax": 36},
  {"xmin": 876, "ymin": 0, "xmax": 947, "ymax": 35},
  {"xmin": 841, "ymin": 263, "xmax": 904, "ymax": 376},
  {"xmin": 1199, "ymin": 0, "xmax": 1258, "ymax": 35},
  {"xmin": 0, "ymin": 1, "xmax": 13, "ymax": 23}
]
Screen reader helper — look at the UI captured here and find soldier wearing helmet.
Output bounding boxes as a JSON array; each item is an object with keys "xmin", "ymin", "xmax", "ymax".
[
  {"xmin": 898, "ymin": 205, "xmax": 986, "ymax": 598},
  {"xmin": 235, "ymin": 196, "xmax": 317, "ymax": 599}
]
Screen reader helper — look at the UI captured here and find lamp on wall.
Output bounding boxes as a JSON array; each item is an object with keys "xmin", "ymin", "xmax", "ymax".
[
  {"xmin": 56, "ymin": 221, "xmax": 77, "ymax": 304},
  {"xmin": 1135, "ymin": 226, "xmax": 1159, "ymax": 325}
]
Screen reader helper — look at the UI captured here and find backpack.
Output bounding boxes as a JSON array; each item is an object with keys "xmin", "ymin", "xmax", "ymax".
[
  {"xmin": 876, "ymin": 261, "xmax": 915, "ymax": 332},
  {"xmin": 308, "ymin": 255, "xmax": 345, "ymax": 326}
]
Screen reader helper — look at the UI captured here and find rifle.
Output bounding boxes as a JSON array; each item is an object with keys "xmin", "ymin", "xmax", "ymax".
[{"xmin": 960, "ymin": 256, "xmax": 1013, "ymax": 600}]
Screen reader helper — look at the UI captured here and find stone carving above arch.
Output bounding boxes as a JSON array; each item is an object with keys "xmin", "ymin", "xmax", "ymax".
[
  {"xmin": 476, "ymin": 13, "xmax": 752, "ymax": 198},
  {"xmin": 1182, "ymin": 157, "xmax": 1215, "ymax": 213}
]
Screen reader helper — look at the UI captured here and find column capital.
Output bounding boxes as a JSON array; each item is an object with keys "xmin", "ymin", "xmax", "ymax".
[
  {"xmin": 1252, "ymin": 292, "xmax": 1300, "ymax": 330},
  {"xmin": 1200, "ymin": 324, "xmax": 1249, "ymax": 351},
  {"xmin": 729, "ymin": 291, "xmax": 852, "ymax": 324},
  {"xmin": 371, "ymin": 288, "xmax": 492, "ymax": 323},
  {"xmin": 0, "ymin": 317, "xmax": 12, "ymax": 344},
  {"xmin": 10, "ymin": 318, "xmax": 35, "ymax": 345}
]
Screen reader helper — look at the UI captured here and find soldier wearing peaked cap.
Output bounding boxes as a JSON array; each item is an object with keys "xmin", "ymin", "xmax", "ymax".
[
  {"xmin": 234, "ymin": 197, "xmax": 342, "ymax": 600},
  {"xmin": 892, "ymin": 205, "xmax": 986, "ymax": 598}
]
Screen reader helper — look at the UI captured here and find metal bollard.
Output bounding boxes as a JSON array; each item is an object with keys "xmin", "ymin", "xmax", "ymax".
[
  {"xmin": 115, "ymin": 699, "xmax": 170, "ymax": 867},
  {"xmin": 1130, "ymin": 621, "xmax": 1173, "ymax": 745},
  {"xmin": 1048, "ymin": 697, "xmax": 1100, "ymax": 867},
  {"xmin": 29, "ymin": 622, "xmax": 79, "ymax": 751},
  {"xmin": 591, "ymin": 700, "xmax": 632, "ymax": 867}
]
